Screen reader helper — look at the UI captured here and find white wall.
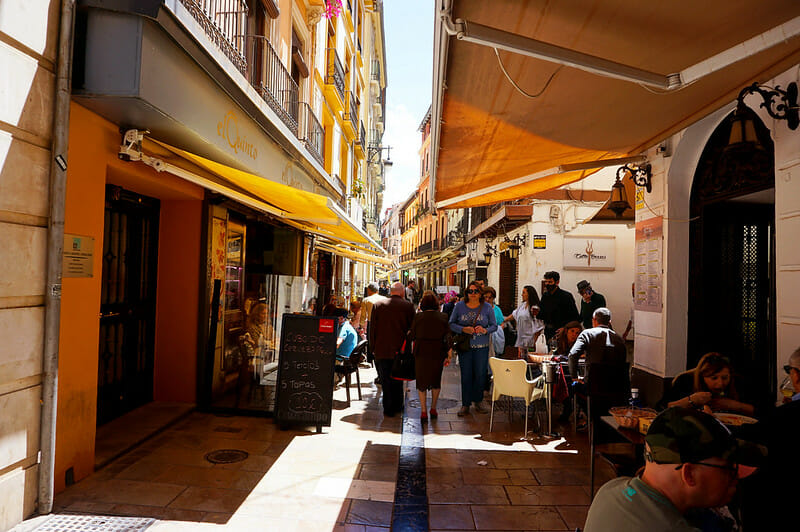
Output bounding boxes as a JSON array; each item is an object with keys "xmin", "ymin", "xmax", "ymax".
[{"xmin": 485, "ymin": 205, "xmax": 635, "ymax": 332}]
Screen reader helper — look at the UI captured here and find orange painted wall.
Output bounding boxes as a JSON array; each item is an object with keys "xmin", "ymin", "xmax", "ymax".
[
  {"xmin": 153, "ymin": 200, "xmax": 201, "ymax": 402},
  {"xmin": 55, "ymin": 102, "xmax": 204, "ymax": 492}
]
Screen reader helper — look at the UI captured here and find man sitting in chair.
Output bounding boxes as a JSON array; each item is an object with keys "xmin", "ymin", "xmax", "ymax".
[
  {"xmin": 334, "ymin": 308, "xmax": 358, "ymax": 361},
  {"xmin": 567, "ymin": 307, "xmax": 627, "ymax": 429}
]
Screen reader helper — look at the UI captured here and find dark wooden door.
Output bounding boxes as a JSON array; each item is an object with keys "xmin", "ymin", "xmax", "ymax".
[
  {"xmin": 97, "ymin": 186, "xmax": 160, "ymax": 426},
  {"xmin": 498, "ymin": 253, "xmax": 518, "ymax": 316}
]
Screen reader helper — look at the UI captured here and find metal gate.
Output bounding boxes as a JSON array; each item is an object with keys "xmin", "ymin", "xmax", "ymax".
[
  {"xmin": 687, "ymin": 106, "xmax": 776, "ymax": 401},
  {"xmin": 97, "ymin": 186, "xmax": 160, "ymax": 426}
]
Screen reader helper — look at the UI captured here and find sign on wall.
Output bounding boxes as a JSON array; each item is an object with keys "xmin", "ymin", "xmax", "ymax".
[
  {"xmin": 62, "ymin": 234, "xmax": 95, "ymax": 278},
  {"xmin": 533, "ymin": 235, "xmax": 546, "ymax": 249},
  {"xmin": 634, "ymin": 216, "xmax": 663, "ymax": 312},
  {"xmin": 563, "ymin": 235, "xmax": 615, "ymax": 270}
]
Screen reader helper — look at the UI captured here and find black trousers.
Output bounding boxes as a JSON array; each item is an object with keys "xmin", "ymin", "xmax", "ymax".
[{"xmin": 375, "ymin": 358, "xmax": 404, "ymax": 415}]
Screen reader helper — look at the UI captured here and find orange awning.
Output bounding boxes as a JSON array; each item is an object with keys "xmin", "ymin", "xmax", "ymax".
[{"xmin": 432, "ymin": 0, "xmax": 800, "ymax": 208}]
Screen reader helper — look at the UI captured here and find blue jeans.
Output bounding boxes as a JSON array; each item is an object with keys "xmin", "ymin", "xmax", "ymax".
[{"xmin": 458, "ymin": 347, "xmax": 489, "ymax": 407}]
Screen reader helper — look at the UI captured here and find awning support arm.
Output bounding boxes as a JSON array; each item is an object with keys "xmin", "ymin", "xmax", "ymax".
[
  {"xmin": 119, "ymin": 131, "xmax": 290, "ymax": 219},
  {"xmin": 442, "ymin": 10, "xmax": 800, "ymax": 91},
  {"xmin": 434, "ymin": 155, "xmax": 646, "ymax": 209}
]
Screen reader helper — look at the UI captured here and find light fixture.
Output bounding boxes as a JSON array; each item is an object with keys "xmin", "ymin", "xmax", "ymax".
[
  {"xmin": 502, "ymin": 233, "xmax": 527, "ymax": 260},
  {"xmin": 483, "ymin": 241, "xmax": 498, "ymax": 265},
  {"xmin": 608, "ymin": 169, "xmax": 632, "ymax": 218},
  {"xmin": 734, "ymin": 82, "xmax": 799, "ymax": 133}
]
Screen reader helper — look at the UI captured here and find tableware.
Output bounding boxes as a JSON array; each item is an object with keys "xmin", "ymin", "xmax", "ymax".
[
  {"xmin": 713, "ymin": 412, "xmax": 758, "ymax": 426},
  {"xmin": 609, "ymin": 406, "xmax": 658, "ymax": 430}
]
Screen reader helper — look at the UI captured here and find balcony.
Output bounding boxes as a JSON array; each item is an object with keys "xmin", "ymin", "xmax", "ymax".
[
  {"xmin": 343, "ymin": 90, "xmax": 358, "ymax": 138},
  {"xmin": 179, "ymin": 0, "xmax": 247, "ymax": 75},
  {"xmin": 248, "ymin": 36, "xmax": 299, "ymax": 135},
  {"xmin": 299, "ymin": 103, "xmax": 324, "ymax": 166},
  {"xmin": 325, "ymin": 48, "xmax": 345, "ymax": 112},
  {"xmin": 354, "ymin": 121, "xmax": 366, "ymax": 158},
  {"xmin": 417, "ymin": 241, "xmax": 433, "ymax": 255}
]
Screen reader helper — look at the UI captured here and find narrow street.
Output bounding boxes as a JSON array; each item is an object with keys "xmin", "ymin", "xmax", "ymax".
[{"xmin": 16, "ymin": 363, "xmax": 611, "ymax": 531}]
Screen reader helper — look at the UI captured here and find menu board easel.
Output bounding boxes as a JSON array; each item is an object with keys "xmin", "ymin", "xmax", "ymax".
[{"xmin": 274, "ymin": 314, "xmax": 337, "ymax": 432}]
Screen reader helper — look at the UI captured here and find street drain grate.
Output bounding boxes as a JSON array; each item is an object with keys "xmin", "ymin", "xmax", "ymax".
[
  {"xmin": 406, "ymin": 398, "xmax": 459, "ymax": 410},
  {"xmin": 205, "ymin": 449, "xmax": 249, "ymax": 464},
  {"xmin": 34, "ymin": 514, "xmax": 156, "ymax": 531}
]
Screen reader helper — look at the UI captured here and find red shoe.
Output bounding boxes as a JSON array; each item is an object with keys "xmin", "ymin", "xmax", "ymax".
[
  {"xmin": 430, "ymin": 409, "xmax": 438, "ymax": 419},
  {"xmin": 420, "ymin": 412, "xmax": 428, "ymax": 421}
]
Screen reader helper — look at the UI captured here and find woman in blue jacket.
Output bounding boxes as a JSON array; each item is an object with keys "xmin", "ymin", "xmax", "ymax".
[{"xmin": 450, "ymin": 281, "xmax": 497, "ymax": 416}]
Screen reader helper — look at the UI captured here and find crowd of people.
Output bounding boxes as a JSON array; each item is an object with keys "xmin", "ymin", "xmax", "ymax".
[{"xmin": 321, "ymin": 273, "xmax": 796, "ymax": 531}]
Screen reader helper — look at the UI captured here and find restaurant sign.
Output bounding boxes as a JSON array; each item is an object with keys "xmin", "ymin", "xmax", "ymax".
[{"xmin": 563, "ymin": 235, "xmax": 615, "ymax": 270}]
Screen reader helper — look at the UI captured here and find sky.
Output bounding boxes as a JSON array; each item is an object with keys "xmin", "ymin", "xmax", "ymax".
[{"xmin": 380, "ymin": 0, "xmax": 435, "ymax": 215}]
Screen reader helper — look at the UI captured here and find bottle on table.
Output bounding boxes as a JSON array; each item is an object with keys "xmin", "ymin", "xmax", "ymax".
[{"xmin": 629, "ymin": 388, "xmax": 642, "ymax": 408}]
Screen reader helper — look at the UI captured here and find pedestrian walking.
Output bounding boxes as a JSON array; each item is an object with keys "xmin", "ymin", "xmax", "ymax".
[
  {"xmin": 576, "ymin": 280, "xmax": 606, "ymax": 331},
  {"xmin": 501, "ymin": 285, "xmax": 545, "ymax": 358},
  {"xmin": 405, "ymin": 280, "xmax": 417, "ymax": 304},
  {"xmin": 408, "ymin": 291, "xmax": 451, "ymax": 421},
  {"xmin": 368, "ymin": 282, "xmax": 415, "ymax": 417},
  {"xmin": 449, "ymin": 281, "xmax": 497, "ymax": 416},
  {"xmin": 539, "ymin": 271, "xmax": 579, "ymax": 342}
]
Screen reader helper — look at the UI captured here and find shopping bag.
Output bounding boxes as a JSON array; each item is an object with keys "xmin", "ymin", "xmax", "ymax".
[
  {"xmin": 553, "ymin": 362, "xmax": 569, "ymax": 403},
  {"xmin": 391, "ymin": 340, "xmax": 415, "ymax": 381}
]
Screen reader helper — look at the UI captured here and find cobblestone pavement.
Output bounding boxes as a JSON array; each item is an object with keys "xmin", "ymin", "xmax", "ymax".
[{"xmin": 16, "ymin": 360, "xmax": 616, "ymax": 531}]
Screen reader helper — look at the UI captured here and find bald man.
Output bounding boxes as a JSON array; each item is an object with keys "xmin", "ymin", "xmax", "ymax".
[{"xmin": 368, "ymin": 282, "xmax": 415, "ymax": 416}]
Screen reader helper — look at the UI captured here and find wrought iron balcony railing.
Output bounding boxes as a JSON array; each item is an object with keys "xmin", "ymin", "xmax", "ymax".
[
  {"xmin": 344, "ymin": 91, "xmax": 358, "ymax": 132},
  {"xmin": 417, "ymin": 241, "xmax": 433, "ymax": 255},
  {"xmin": 299, "ymin": 103, "xmax": 324, "ymax": 166},
  {"xmin": 371, "ymin": 59, "xmax": 380, "ymax": 81},
  {"xmin": 249, "ymin": 35, "xmax": 299, "ymax": 135},
  {"xmin": 326, "ymin": 48, "xmax": 345, "ymax": 101},
  {"xmin": 179, "ymin": 0, "xmax": 248, "ymax": 75},
  {"xmin": 358, "ymin": 122, "xmax": 366, "ymax": 152}
]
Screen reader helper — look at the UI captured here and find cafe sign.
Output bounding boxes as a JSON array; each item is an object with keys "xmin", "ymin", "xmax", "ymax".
[{"xmin": 563, "ymin": 235, "xmax": 615, "ymax": 271}]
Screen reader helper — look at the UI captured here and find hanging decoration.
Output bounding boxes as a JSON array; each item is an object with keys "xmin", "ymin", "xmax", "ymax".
[{"xmin": 324, "ymin": 0, "xmax": 343, "ymax": 18}]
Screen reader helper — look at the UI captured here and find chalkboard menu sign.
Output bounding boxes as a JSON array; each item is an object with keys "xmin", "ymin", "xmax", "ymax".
[{"xmin": 275, "ymin": 314, "xmax": 338, "ymax": 431}]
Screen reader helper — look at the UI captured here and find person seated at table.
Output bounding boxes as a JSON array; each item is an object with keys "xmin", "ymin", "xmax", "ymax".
[
  {"xmin": 333, "ymin": 308, "xmax": 358, "ymax": 361},
  {"xmin": 585, "ymin": 407, "xmax": 764, "ymax": 532},
  {"xmin": 737, "ymin": 347, "xmax": 800, "ymax": 530},
  {"xmin": 662, "ymin": 352, "xmax": 754, "ymax": 416}
]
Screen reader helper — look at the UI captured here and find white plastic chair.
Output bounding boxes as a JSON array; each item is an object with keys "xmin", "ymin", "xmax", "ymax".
[{"xmin": 489, "ymin": 357, "xmax": 546, "ymax": 436}]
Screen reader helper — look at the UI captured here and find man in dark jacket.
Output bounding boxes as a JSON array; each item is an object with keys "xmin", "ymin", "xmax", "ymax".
[
  {"xmin": 577, "ymin": 280, "xmax": 607, "ymax": 330},
  {"xmin": 368, "ymin": 282, "xmax": 415, "ymax": 416},
  {"xmin": 539, "ymin": 271, "xmax": 579, "ymax": 342},
  {"xmin": 568, "ymin": 307, "xmax": 627, "ymax": 379}
]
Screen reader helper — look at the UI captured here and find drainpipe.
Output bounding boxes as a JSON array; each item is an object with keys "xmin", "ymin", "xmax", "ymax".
[{"xmin": 39, "ymin": 0, "xmax": 76, "ymax": 515}]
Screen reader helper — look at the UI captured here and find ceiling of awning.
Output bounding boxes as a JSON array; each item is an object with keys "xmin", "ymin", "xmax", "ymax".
[{"xmin": 434, "ymin": 0, "xmax": 800, "ymax": 208}]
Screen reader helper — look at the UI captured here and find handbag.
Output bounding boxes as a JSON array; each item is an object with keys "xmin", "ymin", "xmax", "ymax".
[
  {"xmin": 553, "ymin": 362, "xmax": 569, "ymax": 403},
  {"xmin": 451, "ymin": 308, "xmax": 480, "ymax": 353},
  {"xmin": 391, "ymin": 339, "xmax": 415, "ymax": 381}
]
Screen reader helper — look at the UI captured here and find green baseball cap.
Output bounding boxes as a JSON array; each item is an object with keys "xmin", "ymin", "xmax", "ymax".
[{"xmin": 645, "ymin": 407, "xmax": 765, "ymax": 478}]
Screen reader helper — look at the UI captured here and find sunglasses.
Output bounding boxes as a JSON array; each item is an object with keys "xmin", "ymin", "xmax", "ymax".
[
  {"xmin": 678, "ymin": 461, "xmax": 739, "ymax": 477},
  {"xmin": 784, "ymin": 365, "xmax": 800, "ymax": 375},
  {"xmin": 466, "ymin": 289, "xmax": 480, "ymax": 294}
]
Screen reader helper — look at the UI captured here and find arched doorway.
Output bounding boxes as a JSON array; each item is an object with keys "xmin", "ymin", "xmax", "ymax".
[{"xmin": 687, "ymin": 107, "xmax": 776, "ymax": 402}]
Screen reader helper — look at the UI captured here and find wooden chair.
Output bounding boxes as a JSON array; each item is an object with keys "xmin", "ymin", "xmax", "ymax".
[
  {"xmin": 489, "ymin": 357, "xmax": 546, "ymax": 437},
  {"xmin": 335, "ymin": 339, "xmax": 368, "ymax": 406}
]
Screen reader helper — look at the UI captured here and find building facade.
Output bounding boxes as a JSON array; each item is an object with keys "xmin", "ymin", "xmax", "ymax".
[{"xmin": 1, "ymin": 1, "xmax": 389, "ymax": 529}]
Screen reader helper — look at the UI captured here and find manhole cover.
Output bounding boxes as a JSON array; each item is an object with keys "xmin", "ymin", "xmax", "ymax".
[
  {"xmin": 205, "ymin": 449, "xmax": 249, "ymax": 464},
  {"xmin": 406, "ymin": 398, "xmax": 460, "ymax": 410},
  {"xmin": 34, "ymin": 514, "xmax": 155, "ymax": 532}
]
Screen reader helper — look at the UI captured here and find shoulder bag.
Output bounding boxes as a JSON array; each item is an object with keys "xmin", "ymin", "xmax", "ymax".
[
  {"xmin": 391, "ymin": 337, "xmax": 415, "ymax": 381},
  {"xmin": 451, "ymin": 307, "xmax": 480, "ymax": 353}
]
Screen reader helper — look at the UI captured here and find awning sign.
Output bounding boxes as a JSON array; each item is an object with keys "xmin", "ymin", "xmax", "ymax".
[
  {"xmin": 563, "ymin": 235, "xmax": 615, "ymax": 270},
  {"xmin": 533, "ymin": 235, "xmax": 546, "ymax": 249}
]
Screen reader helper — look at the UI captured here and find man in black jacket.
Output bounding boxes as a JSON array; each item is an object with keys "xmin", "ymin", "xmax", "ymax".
[
  {"xmin": 368, "ymin": 282, "xmax": 415, "ymax": 417},
  {"xmin": 539, "ymin": 271, "xmax": 579, "ymax": 342}
]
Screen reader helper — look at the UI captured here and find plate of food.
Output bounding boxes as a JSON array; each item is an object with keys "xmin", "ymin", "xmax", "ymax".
[{"xmin": 713, "ymin": 413, "xmax": 758, "ymax": 426}]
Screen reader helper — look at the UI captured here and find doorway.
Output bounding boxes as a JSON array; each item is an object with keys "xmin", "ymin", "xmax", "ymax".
[
  {"xmin": 97, "ymin": 185, "xmax": 160, "ymax": 426},
  {"xmin": 687, "ymin": 107, "xmax": 776, "ymax": 402}
]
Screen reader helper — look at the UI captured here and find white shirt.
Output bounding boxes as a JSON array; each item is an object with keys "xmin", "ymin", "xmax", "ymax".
[{"xmin": 512, "ymin": 303, "xmax": 545, "ymax": 348}]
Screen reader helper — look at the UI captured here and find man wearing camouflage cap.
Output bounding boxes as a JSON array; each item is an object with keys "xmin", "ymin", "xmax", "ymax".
[{"xmin": 584, "ymin": 407, "xmax": 764, "ymax": 531}]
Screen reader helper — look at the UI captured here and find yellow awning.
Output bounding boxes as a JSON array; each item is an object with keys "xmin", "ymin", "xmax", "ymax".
[
  {"xmin": 145, "ymin": 139, "xmax": 381, "ymax": 248},
  {"xmin": 316, "ymin": 241, "xmax": 395, "ymax": 268},
  {"xmin": 433, "ymin": 0, "xmax": 800, "ymax": 208}
]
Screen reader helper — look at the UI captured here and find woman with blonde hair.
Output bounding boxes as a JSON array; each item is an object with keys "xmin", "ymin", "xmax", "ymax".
[{"xmin": 662, "ymin": 352, "xmax": 754, "ymax": 415}]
